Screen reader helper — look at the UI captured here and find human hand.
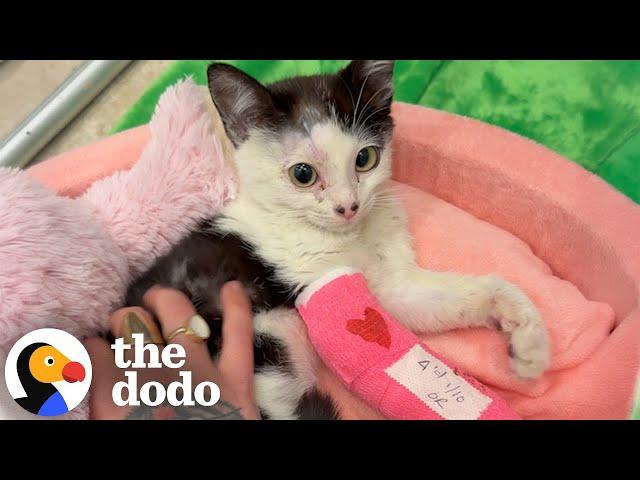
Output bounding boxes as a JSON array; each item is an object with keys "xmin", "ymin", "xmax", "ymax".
[{"xmin": 84, "ymin": 281, "xmax": 260, "ymax": 420}]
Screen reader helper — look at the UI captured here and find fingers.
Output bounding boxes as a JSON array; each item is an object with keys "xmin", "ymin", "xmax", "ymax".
[
  {"xmin": 217, "ymin": 281, "xmax": 260, "ymax": 419},
  {"xmin": 141, "ymin": 286, "xmax": 216, "ymax": 381},
  {"xmin": 85, "ymin": 306, "xmax": 166, "ymax": 419},
  {"xmin": 217, "ymin": 281, "xmax": 255, "ymax": 388},
  {"xmin": 88, "ymin": 284, "xmax": 259, "ymax": 420},
  {"xmin": 83, "ymin": 337, "xmax": 128, "ymax": 419}
]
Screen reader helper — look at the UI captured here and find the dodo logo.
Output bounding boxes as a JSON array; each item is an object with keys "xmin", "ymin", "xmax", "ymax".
[{"xmin": 4, "ymin": 328, "xmax": 92, "ymax": 416}]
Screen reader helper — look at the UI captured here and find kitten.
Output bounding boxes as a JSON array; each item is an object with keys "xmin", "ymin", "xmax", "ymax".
[{"xmin": 126, "ymin": 60, "xmax": 550, "ymax": 419}]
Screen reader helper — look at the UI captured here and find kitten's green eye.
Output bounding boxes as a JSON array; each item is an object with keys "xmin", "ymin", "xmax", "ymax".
[
  {"xmin": 289, "ymin": 163, "xmax": 318, "ymax": 187},
  {"xmin": 355, "ymin": 146, "xmax": 379, "ymax": 172}
]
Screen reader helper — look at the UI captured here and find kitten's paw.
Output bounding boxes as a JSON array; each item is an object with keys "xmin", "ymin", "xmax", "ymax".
[
  {"xmin": 487, "ymin": 276, "xmax": 550, "ymax": 379},
  {"xmin": 507, "ymin": 315, "xmax": 550, "ymax": 379}
]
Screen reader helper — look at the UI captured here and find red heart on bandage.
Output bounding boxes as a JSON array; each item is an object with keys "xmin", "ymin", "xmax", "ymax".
[{"xmin": 346, "ymin": 307, "xmax": 391, "ymax": 348}]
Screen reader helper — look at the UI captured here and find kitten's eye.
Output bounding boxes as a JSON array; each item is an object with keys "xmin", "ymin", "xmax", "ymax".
[
  {"xmin": 355, "ymin": 146, "xmax": 379, "ymax": 172},
  {"xmin": 289, "ymin": 163, "xmax": 318, "ymax": 188}
]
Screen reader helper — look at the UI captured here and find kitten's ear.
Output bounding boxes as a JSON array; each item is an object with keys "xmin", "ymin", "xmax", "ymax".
[
  {"xmin": 340, "ymin": 60, "xmax": 395, "ymax": 114},
  {"xmin": 206, "ymin": 63, "xmax": 278, "ymax": 146}
]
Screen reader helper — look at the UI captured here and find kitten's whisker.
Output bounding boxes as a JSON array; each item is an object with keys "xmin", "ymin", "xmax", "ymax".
[
  {"xmin": 352, "ymin": 72, "xmax": 371, "ymax": 131},
  {"xmin": 339, "ymin": 75, "xmax": 357, "ymax": 118},
  {"xmin": 359, "ymin": 105, "xmax": 389, "ymax": 130},
  {"xmin": 355, "ymin": 85, "xmax": 389, "ymax": 129}
]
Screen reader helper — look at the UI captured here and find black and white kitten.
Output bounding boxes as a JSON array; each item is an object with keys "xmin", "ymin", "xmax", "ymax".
[{"xmin": 126, "ymin": 60, "xmax": 550, "ymax": 419}]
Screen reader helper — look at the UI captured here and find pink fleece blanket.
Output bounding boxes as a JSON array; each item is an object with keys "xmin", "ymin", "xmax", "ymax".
[{"xmin": 28, "ymin": 102, "xmax": 640, "ymax": 420}]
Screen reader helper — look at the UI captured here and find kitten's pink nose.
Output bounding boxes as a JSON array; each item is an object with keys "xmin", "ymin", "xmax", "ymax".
[{"xmin": 335, "ymin": 202, "xmax": 359, "ymax": 220}]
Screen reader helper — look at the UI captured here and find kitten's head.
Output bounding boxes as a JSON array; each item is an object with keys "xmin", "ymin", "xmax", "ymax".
[{"xmin": 207, "ymin": 60, "xmax": 395, "ymax": 231}]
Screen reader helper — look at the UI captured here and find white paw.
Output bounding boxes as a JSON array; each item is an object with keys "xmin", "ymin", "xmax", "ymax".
[
  {"xmin": 488, "ymin": 276, "xmax": 550, "ymax": 379},
  {"xmin": 507, "ymin": 314, "xmax": 550, "ymax": 379}
]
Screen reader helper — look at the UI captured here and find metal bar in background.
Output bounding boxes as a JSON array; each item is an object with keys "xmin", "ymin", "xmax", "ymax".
[{"xmin": 0, "ymin": 60, "xmax": 133, "ymax": 169}]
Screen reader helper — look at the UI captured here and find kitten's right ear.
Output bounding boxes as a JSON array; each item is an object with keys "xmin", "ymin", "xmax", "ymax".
[{"xmin": 206, "ymin": 63, "xmax": 277, "ymax": 146}]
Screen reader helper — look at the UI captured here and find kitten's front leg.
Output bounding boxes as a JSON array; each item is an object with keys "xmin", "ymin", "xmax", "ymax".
[{"xmin": 370, "ymin": 267, "xmax": 550, "ymax": 379}]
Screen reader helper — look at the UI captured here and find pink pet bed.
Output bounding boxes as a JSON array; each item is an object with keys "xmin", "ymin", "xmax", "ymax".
[{"xmin": 28, "ymin": 103, "xmax": 640, "ymax": 420}]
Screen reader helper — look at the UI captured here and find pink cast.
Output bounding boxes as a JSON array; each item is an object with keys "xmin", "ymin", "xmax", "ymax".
[{"xmin": 297, "ymin": 268, "xmax": 521, "ymax": 420}]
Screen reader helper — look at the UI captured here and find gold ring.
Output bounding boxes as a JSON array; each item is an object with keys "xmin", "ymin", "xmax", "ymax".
[{"xmin": 165, "ymin": 314, "xmax": 211, "ymax": 343}]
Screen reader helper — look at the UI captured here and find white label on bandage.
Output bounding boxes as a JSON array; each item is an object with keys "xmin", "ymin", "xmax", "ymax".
[{"xmin": 385, "ymin": 344, "xmax": 492, "ymax": 420}]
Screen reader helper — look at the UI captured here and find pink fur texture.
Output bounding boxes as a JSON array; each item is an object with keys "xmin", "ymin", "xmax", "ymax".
[
  {"xmin": 0, "ymin": 169, "xmax": 127, "ymax": 346},
  {"xmin": 81, "ymin": 79, "xmax": 236, "ymax": 279},
  {"xmin": 0, "ymin": 78, "xmax": 236, "ymax": 419}
]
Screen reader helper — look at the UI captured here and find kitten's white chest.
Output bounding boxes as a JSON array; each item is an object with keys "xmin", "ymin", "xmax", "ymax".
[
  {"xmin": 216, "ymin": 191, "xmax": 411, "ymax": 291},
  {"xmin": 269, "ymin": 228, "xmax": 371, "ymax": 288}
]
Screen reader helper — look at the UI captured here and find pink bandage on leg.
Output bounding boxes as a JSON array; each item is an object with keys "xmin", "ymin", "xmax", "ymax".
[{"xmin": 296, "ymin": 268, "xmax": 521, "ymax": 420}]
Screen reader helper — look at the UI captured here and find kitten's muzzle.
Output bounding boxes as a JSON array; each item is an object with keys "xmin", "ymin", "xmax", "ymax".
[{"xmin": 335, "ymin": 202, "xmax": 359, "ymax": 220}]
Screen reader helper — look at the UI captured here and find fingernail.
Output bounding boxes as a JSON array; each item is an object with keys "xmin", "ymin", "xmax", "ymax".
[
  {"xmin": 226, "ymin": 280, "xmax": 244, "ymax": 294},
  {"xmin": 188, "ymin": 314, "xmax": 211, "ymax": 340},
  {"xmin": 122, "ymin": 311, "xmax": 164, "ymax": 345}
]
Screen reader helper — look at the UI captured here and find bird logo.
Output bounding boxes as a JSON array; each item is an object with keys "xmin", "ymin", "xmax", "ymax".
[{"xmin": 5, "ymin": 328, "xmax": 92, "ymax": 417}]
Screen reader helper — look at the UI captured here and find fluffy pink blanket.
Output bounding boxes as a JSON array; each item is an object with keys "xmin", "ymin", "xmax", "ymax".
[{"xmin": 3, "ymin": 79, "xmax": 639, "ymax": 419}]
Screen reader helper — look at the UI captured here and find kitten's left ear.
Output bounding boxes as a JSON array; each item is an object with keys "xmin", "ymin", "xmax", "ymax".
[
  {"xmin": 340, "ymin": 60, "xmax": 395, "ymax": 113},
  {"xmin": 207, "ymin": 62, "xmax": 278, "ymax": 146}
]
